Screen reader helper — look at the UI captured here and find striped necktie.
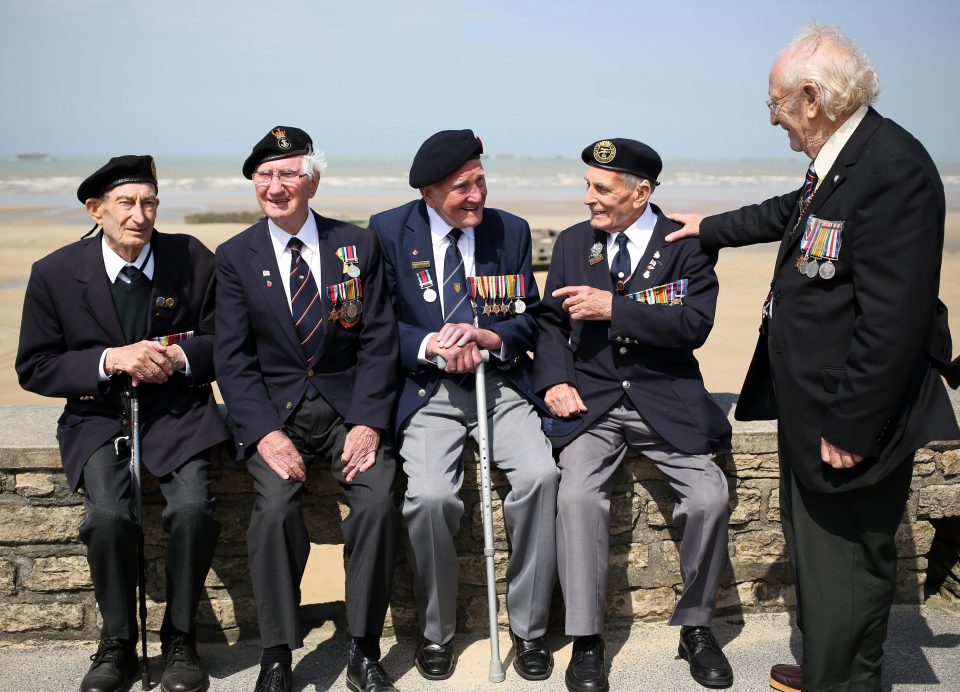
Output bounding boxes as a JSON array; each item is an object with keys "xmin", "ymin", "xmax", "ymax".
[
  {"xmin": 288, "ymin": 237, "xmax": 323, "ymax": 397},
  {"xmin": 442, "ymin": 228, "xmax": 473, "ymax": 324},
  {"xmin": 800, "ymin": 167, "xmax": 818, "ymax": 211}
]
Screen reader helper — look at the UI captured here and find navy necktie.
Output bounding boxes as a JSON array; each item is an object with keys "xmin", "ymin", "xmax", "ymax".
[
  {"xmin": 442, "ymin": 229, "xmax": 472, "ymax": 324},
  {"xmin": 118, "ymin": 264, "xmax": 143, "ymax": 285},
  {"xmin": 288, "ymin": 237, "xmax": 323, "ymax": 398},
  {"xmin": 800, "ymin": 167, "xmax": 818, "ymax": 211},
  {"xmin": 610, "ymin": 233, "xmax": 631, "ymax": 294}
]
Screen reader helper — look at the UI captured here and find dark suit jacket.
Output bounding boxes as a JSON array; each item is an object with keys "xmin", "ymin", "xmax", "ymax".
[
  {"xmin": 533, "ymin": 207, "xmax": 732, "ymax": 453},
  {"xmin": 700, "ymin": 107, "xmax": 960, "ymax": 493},
  {"xmin": 16, "ymin": 231, "xmax": 230, "ymax": 490},
  {"xmin": 369, "ymin": 199, "xmax": 564, "ymax": 431},
  {"xmin": 214, "ymin": 211, "xmax": 399, "ymax": 457}
]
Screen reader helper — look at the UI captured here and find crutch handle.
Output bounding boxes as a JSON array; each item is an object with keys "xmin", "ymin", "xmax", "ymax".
[{"xmin": 435, "ymin": 348, "xmax": 490, "ymax": 371}]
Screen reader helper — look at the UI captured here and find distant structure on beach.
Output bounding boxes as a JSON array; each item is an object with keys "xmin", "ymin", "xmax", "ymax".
[{"xmin": 16, "ymin": 153, "xmax": 48, "ymax": 161}]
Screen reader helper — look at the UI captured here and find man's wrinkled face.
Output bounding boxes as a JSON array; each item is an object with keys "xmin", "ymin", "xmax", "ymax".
[
  {"xmin": 86, "ymin": 182, "xmax": 158, "ymax": 259},
  {"xmin": 583, "ymin": 167, "xmax": 647, "ymax": 233},
  {"xmin": 253, "ymin": 155, "xmax": 319, "ymax": 233},
  {"xmin": 422, "ymin": 159, "xmax": 487, "ymax": 229},
  {"xmin": 768, "ymin": 59, "xmax": 811, "ymax": 156}
]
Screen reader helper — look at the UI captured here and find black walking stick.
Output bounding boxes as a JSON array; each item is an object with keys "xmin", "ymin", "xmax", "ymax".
[{"xmin": 118, "ymin": 379, "xmax": 151, "ymax": 689}]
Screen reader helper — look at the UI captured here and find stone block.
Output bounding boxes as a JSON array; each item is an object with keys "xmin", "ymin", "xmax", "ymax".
[
  {"xmin": 645, "ymin": 499, "xmax": 675, "ymax": 528},
  {"xmin": 23, "ymin": 556, "xmax": 92, "ymax": 591},
  {"xmin": 14, "ymin": 472, "xmax": 57, "ymax": 497},
  {"xmin": 459, "ymin": 552, "xmax": 509, "ymax": 587},
  {"xmin": 729, "ymin": 487, "xmax": 762, "ymax": 525},
  {"xmin": 0, "ymin": 560, "xmax": 16, "ymax": 596},
  {"xmin": 463, "ymin": 593, "xmax": 508, "ymax": 632},
  {"xmin": 0, "ymin": 603, "xmax": 84, "ymax": 632},
  {"xmin": 940, "ymin": 449, "xmax": 960, "ymax": 477},
  {"xmin": 895, "ymin": 521, "xmax": 935, "ymax": 558},
  {"xmin": 728, "ymin": 453, "xmax": 780, "ymax": 479},
  {"xmin": 917, "ymin": 485, "xmax": 960, "ymax": 519},
  {"xmin": 607, "ymin": 543, "xmax": 651, "ymax": 591},
  {"xmin": 0, "ymin": 505, "xmax": 84, "ymax": 544},
  {"xmin": 732, "ymin": 529, "xmax": 786, "ymax": 562},
  {"xmin": 610, "ymin": 492, "xmax": 642, "ymax": 535},
  {"xmin": 606, "ymin": 587, "xmax": 676, "ymax": 622},
  {"xmin": 205, "ymin": 557, "xmax": 251, "ymax": 590}
]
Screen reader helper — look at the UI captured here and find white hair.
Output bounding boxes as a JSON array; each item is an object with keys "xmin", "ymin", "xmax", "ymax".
[
  {"xmin": 300, "ymin": 150, "xmax": 328, "ymax": 178},
  {"xmin": 778, "ymin": 22, "xmax": 880, "ymax": 121},
  {"xmin": 619, "ymin": 172, "xmax": 654, "ymax": 194}
]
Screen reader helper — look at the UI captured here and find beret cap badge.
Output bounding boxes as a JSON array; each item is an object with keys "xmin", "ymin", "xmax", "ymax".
[
  {"xmin": 272, "ymin": 127, "xmax": 292, "ymax": 150},
  {"xmin": 593, "ymin": 140, "xmax": 617, "ymax": 164}
]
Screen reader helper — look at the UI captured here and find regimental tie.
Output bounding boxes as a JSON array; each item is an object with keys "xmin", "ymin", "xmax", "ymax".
[
  {"xmin": 443, "ymin": 228, "xmax": 473, "ymax": 324},
  {"xmin": 610, "ymin": 232, "xmax": 631, "ymax": 294},
  {"xmin": 789, "ymin": 167, "xmax": 819, "ymax": 238},
  {"xmin": 288, "ymin": 236, "xmax": 323, "ymax": 398}
]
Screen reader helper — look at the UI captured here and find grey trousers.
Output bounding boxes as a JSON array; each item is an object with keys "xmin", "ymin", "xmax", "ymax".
[
  {"xmin": 557, "ymin": 400, "xmax": 729, "ymax": 635},
  {"xmin": 246, "ymin": 394, "xmax": 399, "ymax": 650},
  {"xmin": 79, "ymin": 442, "xmax": 219, "ymax": 643},
  {"xmin": 399, "ymin": 373, "xmax": 559, "ymax": 644}
]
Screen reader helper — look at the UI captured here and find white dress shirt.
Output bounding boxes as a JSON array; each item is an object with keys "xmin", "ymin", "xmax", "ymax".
[
  {"xmin": 606, "ymin": 203, "xmax": 658, "ymax": 278},
  {"xmin": 267, "ymin": 212, "xmax": 322, "ymax": 313},
  {"xmin": 811, "ymin": 105, "xmax": 869, "ymax": 190}
]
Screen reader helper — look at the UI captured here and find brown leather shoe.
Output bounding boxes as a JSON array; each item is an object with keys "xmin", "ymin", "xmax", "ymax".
[{"xmin": 769, "ymin": 663, "xmax": 801, "ymax": 692}]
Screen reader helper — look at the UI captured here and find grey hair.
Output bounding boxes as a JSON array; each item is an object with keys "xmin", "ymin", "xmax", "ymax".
[
  {"xmin": 778, "ymin": 22, "xmax": 880, "ymax": 121},
  {"xmin": 300, "ymin": 150, "xmax": 328, "ymax": 179},
  {"xmin": 619, "ymin": 172, "xmax": 654, "ymax": 195}
]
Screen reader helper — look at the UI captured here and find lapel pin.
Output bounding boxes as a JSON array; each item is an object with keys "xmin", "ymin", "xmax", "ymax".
[
  {"xmin": 412, "ymin": 248, "xmax": 419, "ymax": 256},
  {"xmin": 262, "ymin": 270, "xmax": 271, "ymax": 277},
  {"xmin": 266, "ymin": 280, "xmax": 273, "ymax": 287},
  {"xmin": 833, "ymin": 174, "xmax": 839, "ymax": 183}
]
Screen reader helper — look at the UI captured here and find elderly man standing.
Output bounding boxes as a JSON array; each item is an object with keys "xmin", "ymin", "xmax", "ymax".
[
  {"xmin": 535, "ymin": 139, "xmax": 735, "ymax": 691},
  {"xmin": 16, "ymin": 155, "xmax": 229, "ymax": 692},
  {"xmin": 668, "ymin": 24, "xmax": 960, "ymax": 692},
  {"xmin": 215, "ymin": 126, "xmax": 401, "ymax": 692},
  {"xmin": 368, "ymin": 130, "xmax": 560, "ymax": 683}
]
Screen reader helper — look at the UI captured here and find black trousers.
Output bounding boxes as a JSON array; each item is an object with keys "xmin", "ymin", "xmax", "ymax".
[
  {"xmin": 779, "ymin": 454, "xmax": 913, "ymax": 692},
  {"xmin": 79, "ymin": 442, "xmax": 220, "ymax": 643},
  {"xmin": 246, "ymin": 394, "xmax": 399, "ymax": 651}
]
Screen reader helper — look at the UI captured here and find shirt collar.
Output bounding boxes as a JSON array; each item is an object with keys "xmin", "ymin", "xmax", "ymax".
[
  {"xmin": 268, "ymin": 211, "xmax": 320, "ymax": 255},
  {"xmin": 812, "ymin": 105, "xmax": 869, "ymax": 184},
  {"xmin": 101, "ymin": 235, "xmax": 154, "ymax": 282},
  {"xmin": 607, "ymin": 203, "xmax": 657, "ymax": 250},
  {"xmin": 426, "ymin": 204, "xmax": 476, "ymax": 244}
]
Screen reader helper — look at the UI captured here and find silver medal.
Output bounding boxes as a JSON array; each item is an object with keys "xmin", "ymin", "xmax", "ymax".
[
  {"xmin": 513, "ymin": 299, "xmax": 526, "ymax": 314},
  {"xmin": 804, "ymin": 259, "xmax": 819, "ymax": 279},
  {"xmin": 346, "ymin": 264, "xmax": 361, "ymax": 278},
  {"xmin": 422, "ymin": 288, "xmax": 437, "ymax": 302},
  {"xmin": 818, "ymin": 261, "xmax": 836, "ymax": 280}
]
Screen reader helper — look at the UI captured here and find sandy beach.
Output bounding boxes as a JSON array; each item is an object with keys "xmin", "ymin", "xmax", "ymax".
[{"xmin": 2, "ymin": 196, "xmax": 959, "ymax": 404}]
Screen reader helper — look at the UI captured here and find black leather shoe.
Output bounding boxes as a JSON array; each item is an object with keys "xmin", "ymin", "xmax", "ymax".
[
  {"xmin": 346, "ymin": 655, "xmax": 397, "ymax": 692},
  {"xmin": 512, "ymin": 633, "xmax": 554, "ymax": 681},
  {"xmin": 565, "ymin": 636, "xmax": 608, "ymax": 692},
  {"xmin": 414, "ymin": 638, "xmax": 456, "ymax": 680},
  {"xmin": 254, "ymin": 662, "xmax": 292, "ymax": 692},
  {"xmin": 80, "ymin": 638, "xmax": 138, "ymax": 692},
  {"xmin": 678, "ymin": 627, "xmax": 734, "ymax": 688},
  {"xmin": 161, "ymin": 635, "xmax": 208, "ymax": 692}
]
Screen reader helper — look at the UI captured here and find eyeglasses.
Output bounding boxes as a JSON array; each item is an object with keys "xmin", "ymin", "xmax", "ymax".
[
  {"xmin": 765, "ymin": 92, "xmax": 791, "ymax": 117},
  {"xmin": 253, "ymin": 169, "xmax": 308, "ymax": 186}
]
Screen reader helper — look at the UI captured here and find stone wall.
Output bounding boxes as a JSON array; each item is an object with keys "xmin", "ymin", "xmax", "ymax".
[{"xmin": 1, "ymin": 401, "xmax": 958, "ymax": 642}]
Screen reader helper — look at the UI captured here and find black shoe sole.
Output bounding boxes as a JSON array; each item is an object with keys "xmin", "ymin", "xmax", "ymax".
[
  {"xmin": 160, "ymin": 680, "xmax": 209, "ymax": 692},
  {"xmin": 565, "ymin": 675, "xmax": 609, "ymax": 692},
  {"xmin": 677, "ymin": 644, "xmax": 734, "ymax": 688}
]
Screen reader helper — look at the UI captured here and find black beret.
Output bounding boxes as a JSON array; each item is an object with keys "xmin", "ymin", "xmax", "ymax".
[
  {"xmin": 242, "ymin": 126, "xmax": 313, "ymax": 179},
  {"xmin": 77, "ymin": 155, "xmax": 157, "ymax": 203},
  {"xmin": 409, "ymin": 129, "xmax": 483, "ymax": 188},
  {"xmin": 581, "ymin": 138, "xmax": 662, "ymax": 184}
]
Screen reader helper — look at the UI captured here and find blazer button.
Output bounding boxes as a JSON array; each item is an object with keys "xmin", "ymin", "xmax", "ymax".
[
  {"xmin": 307, "ymin": 368, "xmax": 314, "ymax": 377},
  {"xmin": 618, "ymin": 346, "xmax": 628, "ymax": 355},
  {"xmin": 238, "ymin": 441, "xmax": 244, "ymax": 447},
  {"xmin": 418, "ymin": 388, "xmax": 427, "ymax": 397},
  {"xmin": 285, "ymin": 401, "xmax": 293, "ymax": 410},
  {"xmin": 622, "ymin": 380, "xmax": 631, "ymax": 390}
]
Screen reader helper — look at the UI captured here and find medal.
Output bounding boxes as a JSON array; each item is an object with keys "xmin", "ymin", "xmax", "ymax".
[
  {"xmin": 336, "ymin": 245, "xmax": 361, "ymax": 279},
  {"xmin": 804, "ymin": 259, "xmax": 819, "ymax": 279},
  {"xmin": 423, "ymin": 288, "xmax": 437, "ymax": 302},
  {"xmin": 346, "ymin": 264, "xmax": 361, "ymax": 278},
  {"xmin": 588, "ymin": 242, "xmax": 604, "ymax": 265},
  {"xmin": 339, "ymin": 299, "xmax": 363, "ymax": 327},
  {"xmin": 513, "ymin": 299, "xmax": 526, "ymax": 314},
  {"xmin": 818, "ymin": 261, "xmax": 836, "ymax": 280}
]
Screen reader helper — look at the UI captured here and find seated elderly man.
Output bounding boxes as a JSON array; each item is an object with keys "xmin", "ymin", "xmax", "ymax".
[
  {"xmin": 16, "ymin": 155, "xmax": 229, "ymax": 692},
  {"xmin": 535, "ymin": 139, "xmax": 735, "ymax": 691},
  {"xmin": 215, "ymin": 126, "xmax": 401, "ymax": 692},
  {"xmin": 369, "ymin": 129, "xmax": 560, "ymax": 683}
]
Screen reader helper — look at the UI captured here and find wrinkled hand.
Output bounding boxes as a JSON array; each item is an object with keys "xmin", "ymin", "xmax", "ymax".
[
  {"xmin": 433, "ymin": 323, "xmax": 503, "ymax": 351},
  {"xmin": 427, "ymin": 334, "xmax": 484, "ymax": 373},
  {"xmin": 341, "ymin": 425, "xmax": 381, "ymax": 482},
  {"xmin": 545, "ymin": 382, "xmax": 588, "ymax": 419},
  {"xmin": 553, "ymin": 286, "xmax": 613, "ymax": 321},
  {"xmin": 664, "ymin": 213, "xmax": 704, "ymax": 242},
  {"xmin": 820, "ymin": 437, "xmax": 864, "ymax": 469},
  {"xmin": 257, "ymin": 430, "xmax": 306, "ymax": 482},
  {"xmin": 105, "ymin": 340, "xmax": 176, "ymax": 386}
]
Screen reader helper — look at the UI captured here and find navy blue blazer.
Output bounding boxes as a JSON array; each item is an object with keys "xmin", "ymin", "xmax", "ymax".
[
  {"xmin": 369, "ymin": 199, "xmax": 560, "ymax": 431},
  {"xmin": 214, "ymin": 211, "xmax": 399, "ymax": 458},
  {"xmin": 16, "ymin": 231, "xmax": 230, "ymax": 490},
  {"xmin": 534, "ymin": 207, "xmax": 732, "ymax": 454},
  {"xmin": 701, "ymin": 108, "xmax": 959, "ymax": 492}
]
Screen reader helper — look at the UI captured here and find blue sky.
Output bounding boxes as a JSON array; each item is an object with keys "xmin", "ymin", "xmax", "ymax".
[{"xmin": 1, "ymin": 0, "xmax": 957, "ymax": 161}]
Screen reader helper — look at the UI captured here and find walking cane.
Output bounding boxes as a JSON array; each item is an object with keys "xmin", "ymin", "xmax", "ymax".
[
  {"xmin": 437, "ymin": 349, "xmax": 505, "ymax": 682},
  {"xmin": 118, "ymin": 379, "xmax": 152, "ymax": 690}
]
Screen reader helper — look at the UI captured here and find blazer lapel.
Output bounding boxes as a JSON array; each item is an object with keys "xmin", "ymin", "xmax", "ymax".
[
  {"xmin": 586, "ymin": 228, "xmax": 613, "ymax": 290},
  {"xmin": 473, "ymin": 216, "xmax": 502, "ymax": 328},
  {"xmin": 247, "ymin": 221, "xmax": 303, "ymax": 357},
  {"xmin": 623, "ymin": 209, "xmax": 671, "ymax": 294},
  {"xmin": 146, "ymin": 231, "xmax": 182, "ymax": 337},
  {"xmin": 403, "ymin": 201, "xmax": 444, "ymax": 329},
  {"xmin": 76, "ymin": 233, "xmax": 125, "ymax": 345}
]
